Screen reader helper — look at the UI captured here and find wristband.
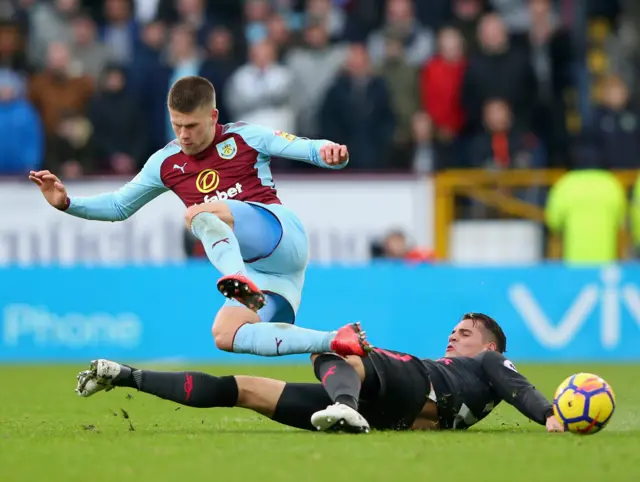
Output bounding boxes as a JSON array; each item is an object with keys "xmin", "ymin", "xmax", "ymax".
[{"xmin": 57, "ymin": 197, "xmax": 71, "ymax": 211}]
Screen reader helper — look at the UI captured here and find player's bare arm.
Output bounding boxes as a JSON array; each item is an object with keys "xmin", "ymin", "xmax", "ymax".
[
  {"xmin": 28, "ymin": 149, "xmax": 170, "ymax": 222},
  {"xmin": 259, "ymin": 126, "xmax": 349, "ymax": 169}
]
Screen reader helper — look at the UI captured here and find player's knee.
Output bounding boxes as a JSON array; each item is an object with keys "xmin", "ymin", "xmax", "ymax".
[
  {"xmin": 345, "ymin": 355, "xmax": 360, "ymax": 365},
  {"xmin": 184, "ymin": 204, "xmax": 205, "ymax": 230},
  {"xmin": 212, "ymin": 324, "xmax": 234, "ymax": 352},
  {"xmin": 345, "ymin": 355, "xmax": 366, "ymax": 380},
  {"xmin": 184, "ymin": 202, "xmax": 233, "ymax": 230},
  {"xmin": 310, "ymin": 352, "xmax": 339, "ymax": 364}
]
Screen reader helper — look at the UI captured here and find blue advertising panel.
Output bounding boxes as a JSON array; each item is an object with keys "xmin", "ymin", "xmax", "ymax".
[{"xmin": 1, "ymin": 263, "xmax": 639, "ymax": 362}]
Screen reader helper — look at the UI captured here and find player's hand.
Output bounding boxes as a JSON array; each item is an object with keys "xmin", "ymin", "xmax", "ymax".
[
  {"xmin": 28, "ymin": 170, "xmax": 68, "ymax": 210},
  {"xmin": 320, "ymin": 142, "xmax": 348, "ymax": 166},
  {"xmin": 546, "ymin": 415, "xmax": 564, "ymax": 433}
]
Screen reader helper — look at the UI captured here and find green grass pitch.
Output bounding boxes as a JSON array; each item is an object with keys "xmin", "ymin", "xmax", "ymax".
[{"xmin": 1, "ymin": 363, "xmax": 639, "ymax": 482}]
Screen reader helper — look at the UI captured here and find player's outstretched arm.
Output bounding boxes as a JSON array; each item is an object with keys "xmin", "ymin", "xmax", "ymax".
[
  {"xmin": 234, "ymin": 123, "xmax": 349, "ymax": 170},
  {"xmin": 28, "ymin": 149, "xmax": 171, "ymax": 222},
  {"xmin": 28, "ymin": 170, "xmax": 70, "ymax": 210},
  {"xmin": 480, "ymin": 351, "xmax": 563, "ymax": 432}
]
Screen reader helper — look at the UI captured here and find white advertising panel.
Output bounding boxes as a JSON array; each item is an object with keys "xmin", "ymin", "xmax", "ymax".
[{"xmin": 0, "ymin": 175, "xmax": 433, "ymax": 265}]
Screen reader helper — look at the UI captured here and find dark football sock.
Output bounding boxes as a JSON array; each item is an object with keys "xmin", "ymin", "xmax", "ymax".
[
  {"xmin": 113, "ymin": 369, "xmax": 238, "ymax": 408},
  {"xmin": 271, "ymin": 383, "xmax": 332, "ymax": 431},
  {"xmin": 111, "ymin": 365, "xmax": 137, "ymax": 389},
  {"xmin": 313, "ymin": 353, "xmax": 361, "ymax": 410}
]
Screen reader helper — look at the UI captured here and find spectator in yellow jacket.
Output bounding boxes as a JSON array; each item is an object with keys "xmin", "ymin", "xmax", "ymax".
[{"xmin": 546, "ymin": 163, "xmax": 627, "ymax": 264}]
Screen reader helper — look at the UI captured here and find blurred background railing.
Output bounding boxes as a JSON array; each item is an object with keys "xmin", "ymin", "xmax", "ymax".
[{"xmin": 434, "ymin": 168, "xmax": 639, "ymax": 262}]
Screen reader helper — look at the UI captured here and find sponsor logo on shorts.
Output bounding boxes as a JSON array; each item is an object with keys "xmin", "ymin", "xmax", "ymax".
[
  {"xmin": 196, "ymin": 169, "xmax": 220, "ymax": 194},
  {"xmin": 203, "ymin": 182, "xmax": 243, "ymax": 203}
]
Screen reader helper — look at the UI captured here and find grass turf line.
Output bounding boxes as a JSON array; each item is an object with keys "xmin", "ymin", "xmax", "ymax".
[{"xmin": 0, "ymin": 363, "xmax": 638, "ymax": 482}]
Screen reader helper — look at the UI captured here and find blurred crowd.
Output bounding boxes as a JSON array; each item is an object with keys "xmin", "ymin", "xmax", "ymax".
[{"xmin": 0, "ymin": 0, "xmax": 638, "ymax": 177}]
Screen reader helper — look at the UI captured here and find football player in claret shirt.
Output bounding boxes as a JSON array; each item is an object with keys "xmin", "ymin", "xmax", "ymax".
[
  {"xmin": 76, "ymin": 313, "xmax": 565, "ymax": 434},
  {"xmin": 29, "ymin": 75, "xmax": 366, "ymax": 359}
]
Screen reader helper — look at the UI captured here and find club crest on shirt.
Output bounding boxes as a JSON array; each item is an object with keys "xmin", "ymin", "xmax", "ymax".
[
  {"xmin": 274, "ymin": 130, "xmax": 296, "ymax": 142},
  {"xmin": 216, "ymin": 138, "xmax": 238, "ymax": 159}
]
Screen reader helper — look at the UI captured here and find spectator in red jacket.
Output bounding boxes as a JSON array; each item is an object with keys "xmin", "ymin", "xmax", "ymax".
[
  {"xmin": 421, "ymin": 27, "xmax": 466, "ymax": 137},
  {"xmin": 421, "ymin": 26, "xmax": 467, "ymax": 167}
]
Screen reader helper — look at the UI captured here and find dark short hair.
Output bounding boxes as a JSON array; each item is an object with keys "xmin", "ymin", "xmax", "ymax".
[
  {"xmin": 167, "ymin": 76, "xmax": 216, "ymax": 113},
  {"xmin": 461, "ymin": 312, "xmax": 507, "ymax": 353}
]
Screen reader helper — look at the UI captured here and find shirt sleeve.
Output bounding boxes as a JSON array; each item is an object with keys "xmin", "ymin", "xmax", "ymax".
[
  {"xmin": 480, "ymin": 351, "xmax": 553, "ymax": 425},
  {"xmin": 64, "ymin": 145, "xmax": 176, "ymax": 221},
  {"xmin": 231, "ymin": 122, "xmax": 349, "ymax": 169}
]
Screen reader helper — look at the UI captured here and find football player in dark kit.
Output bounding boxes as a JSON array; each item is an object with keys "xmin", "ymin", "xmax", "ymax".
[{"xmin": 76, "ymin": 313, "xmax": 565, "ymax": 433}]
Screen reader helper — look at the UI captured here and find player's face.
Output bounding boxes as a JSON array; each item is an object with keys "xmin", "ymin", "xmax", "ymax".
[
  {"xmin": 169, "ymin": 106, "xmax": 218, "ymax": 155},
  {"xmin": 445, "ymin": 319, "xmax": 495, "ymax": 358}
]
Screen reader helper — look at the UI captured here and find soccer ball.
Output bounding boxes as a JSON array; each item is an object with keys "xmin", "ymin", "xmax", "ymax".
[{"xmin": 553, "ymin": 373, "xmax": 616, "ymax": 435}]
